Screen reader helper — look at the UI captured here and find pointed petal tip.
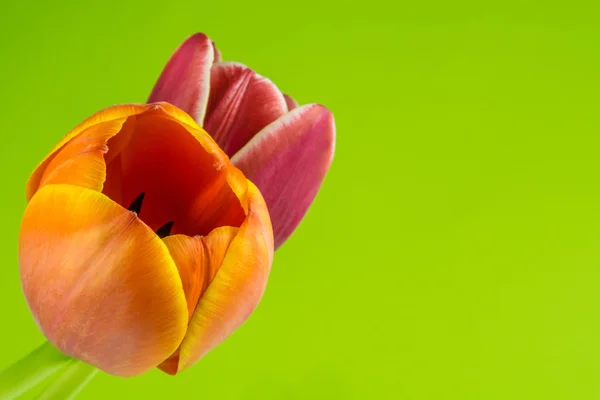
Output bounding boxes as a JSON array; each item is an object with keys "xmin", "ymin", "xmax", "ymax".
[
  {"xmin": 283, "ymin": 94, "xmax": 299, "ymax": 111},
  {"xmin": 212, "ymin": 40, "xmax": 222, "ymax": 63}
]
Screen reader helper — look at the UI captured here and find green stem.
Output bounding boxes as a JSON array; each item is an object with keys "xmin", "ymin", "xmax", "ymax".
[
  {"xmin": 36, "ymin": 359, "xmax": 98, "ymax": 400},
  {"xmin": 0, "ymin": 341, "xmax": 72, "ymax": 400}
]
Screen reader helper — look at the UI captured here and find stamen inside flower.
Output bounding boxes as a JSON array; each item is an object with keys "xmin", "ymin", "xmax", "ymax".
[
  {"xmin": 155, "ymin": 221, "xmax": 174, "ymax": 238},
  {"xmin": 128, "ymin": 193, "xmax": 175, "ymax": 237},
  {"xmin": 101, "ymin": 111, "xmax": 247, "ymax": 237},
  {"xmin": 127, "ymin": 192, "xmax": 145, "ymax": 214}
]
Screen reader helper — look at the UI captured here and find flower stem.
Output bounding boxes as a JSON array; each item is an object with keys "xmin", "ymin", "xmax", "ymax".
[
  {"xmin": 36, "ymin": 359, "xmax": 98, "ymax": 400},
  {"xmin": 0, "ymin": 341, "xmax": 71, "ymax": 399}
]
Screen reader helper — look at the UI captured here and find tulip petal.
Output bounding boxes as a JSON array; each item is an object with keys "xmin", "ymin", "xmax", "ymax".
[
  {"xmin": 213, "ymin": 41, "xmax": 222, "ymax": 63},
  {"xmin": 161, "ymin": 182, "xmax": 273, "ymax": 374},
  {"xmin": 284, "ymin": 94, "xmax": 298, "ymax": 111},
  {"xmin": 204, "ymin": 62, "xmax": 288, "ymax": 156},
  {"xmin": 26, "ymin": 104, "xmax": 152, "ymax": 201},
  {"xmin": 19, "ymin": 184, "xmax": 188, "ymax": 377},
  {"xmin": 231, "ymin": 104, "xmax": 335, "ymax": 249},
  {"xmin": 158, "ymin": 226, "xmax": 239, "ymax": 374},
  {"xmin": 148, "ymin": 33, "xmax": 215, "ymax": 125},
  {"xmin": 160, "ymin": 227, "xmax": 239, "ymax": 320},
  {"xmin": 38, "ymin": 118, "xmax": 127, "ymax": 194}
]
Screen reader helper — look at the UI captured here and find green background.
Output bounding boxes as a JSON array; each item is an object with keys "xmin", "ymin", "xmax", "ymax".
[{"xmin": 2, "ymin": 1, "xmax": 600, "ymax": 399}]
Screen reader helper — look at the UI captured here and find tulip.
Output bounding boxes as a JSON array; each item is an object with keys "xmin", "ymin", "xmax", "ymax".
[
  {"xmin": 148, "ymin": 33, "xmax": 336, "ymax": 249},
  {"xmin": 19, "ymin": 103, "xmax": 274, "ymax": 377}
]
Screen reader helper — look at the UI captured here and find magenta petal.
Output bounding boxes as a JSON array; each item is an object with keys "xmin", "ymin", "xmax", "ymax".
[
  {"xmin": 204, "ymin": 62, "xmax": 288, "ymax": 156},
  {"xmin": 213, "ymin": 41, "xmax": 222, "ymax": 63},
  {"xmin": 231, "ymin": 104, "xmax": 335, "ymax": 249},
  {"xmin": 284, "ymin": 94, "xmax": 299, "ymax": 111},
  {"xmin": 148, "ymin": 33, "xmax": 215, "ymax": 124}
]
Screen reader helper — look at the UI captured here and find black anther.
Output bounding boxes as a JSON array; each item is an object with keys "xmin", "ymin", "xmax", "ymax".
[
  {"xmin": 128, "ymin": 193, "xmax": 145, "ymax": 214},
  {"xmin": 156, "ymin": 221, "xmax": 174, "ymax": 238}
]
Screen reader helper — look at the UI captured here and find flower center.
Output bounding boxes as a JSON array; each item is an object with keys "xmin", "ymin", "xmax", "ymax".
[
  {"xmin": 126, "ymin": 192, "xmax": 174, "ymax": 237},
  {"xmin": 101, "ymin": 113, "xmax": 246, "ymax": 237}
]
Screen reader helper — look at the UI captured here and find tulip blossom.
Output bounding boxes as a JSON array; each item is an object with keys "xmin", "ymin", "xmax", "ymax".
[
  {"xmin": 19, "ymin": 103, "xmax": 274, "ymax": 377},
  {"xmin": 148, "ymin": 33, "xmax": 336, "ymax": 249}
]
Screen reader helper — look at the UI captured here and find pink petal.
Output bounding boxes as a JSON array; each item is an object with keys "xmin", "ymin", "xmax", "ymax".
[
  {"xmin": 231, "ymin": 104, "xmax": 335, "ymax": 249},
  {"xmin": 284, "ymin": 94, "xmax": 299, "ymax": 111},
  {"xmin": 204, "ymin": 62, "xmax": 288, "ymax": 156},
  {"xmin": 212, "ymin": 41, "xmax": 222, "ymax": 63},
  {"xmin": 148, "ymin": 33, "xmax": 215, "ymax": 125}
]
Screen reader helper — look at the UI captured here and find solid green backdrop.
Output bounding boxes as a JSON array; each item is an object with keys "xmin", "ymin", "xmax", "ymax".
[{"xmin": 3, "ymin": 1, "xmax": 600, "ymax": 399}]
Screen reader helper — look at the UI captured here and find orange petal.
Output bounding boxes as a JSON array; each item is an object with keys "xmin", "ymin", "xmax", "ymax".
[
  {"xmin": 26, "ymin": 103, "xmax": 203, "ymax": 201},
  {"xmin": 19, "ymin": 184, "xmax": 188, "ymax": 377},
  {"xmin": 26, "ymin": 104, "xmax": 151, "ymax": 201},
  {"xmin": 38, "ymin": 118, "xmax": 127, "ymax": 193},
  {"xmin": 146, "ymin": 101, "xmax": 202, "ymax": 130},
  {"xmin": 161, "ymin": 227, "xmax": 239, "ymax": 319},
  {"xmin": 170, "ymin": 181, "xmax": 274, "ymax": 374},
  {"xmin": 158, "ymin": 226, "xmax": 239, "ymax": 374}
]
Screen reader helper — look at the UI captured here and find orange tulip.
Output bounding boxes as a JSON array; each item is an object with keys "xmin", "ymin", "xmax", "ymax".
[{"xmin": 18, "ymin": 103, "xmax": 274, "ymax": 377}]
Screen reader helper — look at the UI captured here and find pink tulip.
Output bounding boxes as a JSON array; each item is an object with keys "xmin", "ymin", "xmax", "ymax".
[{"xmin": 148, "ymin": 33, "xmax": 335, "ymax": 249}]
